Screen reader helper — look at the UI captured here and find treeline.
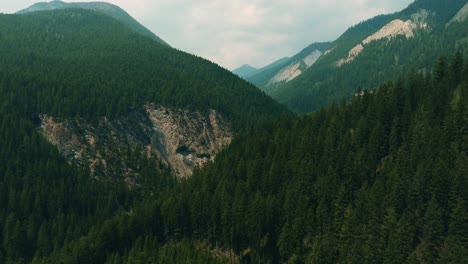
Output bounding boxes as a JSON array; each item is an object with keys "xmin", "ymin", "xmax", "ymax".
[
  {"xmin": 0, "ymin": 8, "xmax": 283, "ymax": 263},
  {"xmin": 158, "ymin": 53, "xmax": 468, "ymax": 263},
  {"xmin": 29, "ymin": 54, "xmax": 466, "ymax": 263},
  {"xmin": 0, "ymin": 96, "xmax": 181, "ymax": 263}
]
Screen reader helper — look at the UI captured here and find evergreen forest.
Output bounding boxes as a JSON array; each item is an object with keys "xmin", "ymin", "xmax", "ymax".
[
  {"xmin": 269, "ymin": 0, "xmax": 468, "ymax": 113},
  {"xmin": 0, "ymin": 4, "xmax": 466, "ymax": 264}
]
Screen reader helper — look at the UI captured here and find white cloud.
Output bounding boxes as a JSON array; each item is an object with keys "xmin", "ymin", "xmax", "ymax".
[{"xmin": 2, "ymin": 0, "xmax": 414, "ymax": 69}]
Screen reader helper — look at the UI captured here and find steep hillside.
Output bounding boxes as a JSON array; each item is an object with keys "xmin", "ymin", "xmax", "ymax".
[
  {"xmin": 0, "ymin": 6, "xmax": 288, "ymax": 263},
  {"xmin": 448, "ymin": 2, "xmax": 468, "ymax": 25},
  {"xmin": 242, "ymin": 56, "xmax": 290, "ymax": 85},
  {"xmin": 2, "ymin": 8, "xmax": 286, "ymax": 126},
  {"xmin": 265, "ymin": 0, "xmax": 468, "ymax": 112},
  {"xmin": 39, "ymin": 105, "xmax": 233, "ymax": 179},
  {"xmin": 0, "ymin": 8, "xmax": 287, "ymax": 179},
  {"xmin": 1, "ymin": 2, "xmax": 466, "ymax": 264},
  {"xmin": 243, "ymin": 42, "xmax": 332, "ymax": 91},
  {"xmin": 17, "ymin": 0, "xmax": 169, "ymax": 46},
  {"xmin": 40, "ymin": 54, "xmax": 468, "ymax": 263}
]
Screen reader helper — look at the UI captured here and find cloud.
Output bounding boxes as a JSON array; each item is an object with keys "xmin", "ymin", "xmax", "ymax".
[{"xmin": 4, "ymin": 0, "xmax": 414, "ymax": 70}]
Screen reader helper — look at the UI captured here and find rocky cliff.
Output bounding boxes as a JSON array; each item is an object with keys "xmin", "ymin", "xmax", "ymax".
[
  {"xmin": 145, "ymin": 104, "xmax": 232, "ymax": 177},
  {"xmin": 337, "ymin": 10, "xmax": 429, "ymax": 67},
  {"xmin": 39, "ymin": 104, "xmax": 233, "ymax": 181}
]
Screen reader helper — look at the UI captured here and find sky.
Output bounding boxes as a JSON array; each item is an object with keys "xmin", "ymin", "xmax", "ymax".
[{"xmin": 2, "ymin": 0, "xmax": 414, "ymax": 70}]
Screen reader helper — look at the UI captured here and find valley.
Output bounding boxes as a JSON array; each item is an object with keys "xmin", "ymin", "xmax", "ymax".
[
  {"xmin": 0, "ymin": 0, "xmax": 466, "ymax": 263},
  {"xmin": 237, "ymin": 0, "xmax": 468, "ymax": 113}
]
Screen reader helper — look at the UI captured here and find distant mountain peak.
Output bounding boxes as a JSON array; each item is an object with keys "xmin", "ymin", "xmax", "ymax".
[
  {"xmin": 232, "ymin": 64, "xmax": 258, "ymax": 79},
  {"xmin": 238, "ymin": 64, "xmax": 257, "ymax": 69}
]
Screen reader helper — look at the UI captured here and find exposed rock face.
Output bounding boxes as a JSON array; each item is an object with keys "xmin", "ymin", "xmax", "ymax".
[
  {"xmin": 39, "ymin": 105, "xmax": 233, "ymax": 180},
  {"xmin": 303, "ymin": 50, "xmax": 323, "ymax": 67},
  {"xmin": 361, "ymin": 19, "xmax": 418, "ymax": 44},
  {"xmin": 145, "ymin": 104, "xmax": 232, "ymax": 177},
  {"xmin": 268, "ymin": 63, "xmax": 302, "ymax": 84},
  {"xmin": 337, "ymin": 11, "xmax": 429, "ymax": 66},
  {"xmin": 337, "ymin": 44, "xmax": 364, "ymax": 66},
  {"xmin": 268, "ymin": 49, "xmax": 322, "ymax": 85}
]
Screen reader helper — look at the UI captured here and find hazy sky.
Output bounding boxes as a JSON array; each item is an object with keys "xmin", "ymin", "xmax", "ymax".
[{"xmin": 3, "ymin": 0, "xmax": 414, "ymax": 70}]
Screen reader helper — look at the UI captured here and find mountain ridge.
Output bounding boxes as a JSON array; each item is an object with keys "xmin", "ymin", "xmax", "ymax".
[
  {"xmin": 17, "ymin": 0, "xmax": 170, "ymax": 46},
  {"xmin": 0, "ymin": 1, "xmax": 466, "ymax": 263},
  {"xmin": 0, "ymin": 8, "xmax": 287, "ymax": 178},
  {"xmin": 245, "ymin": 0, "xmax": 468, "ymax": 113},
  {"xmin": 239, "ymin": 42, "xmax": 331, "ymax": 90},
  {"xmin": 280, "ymin": 0, "xmax": 468, "ymax": 112}
]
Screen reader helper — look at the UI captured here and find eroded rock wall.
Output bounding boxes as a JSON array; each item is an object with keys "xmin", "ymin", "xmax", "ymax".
[{"xmin": 39, "ymin": 105, "xmax": 233, "ymax": 180}]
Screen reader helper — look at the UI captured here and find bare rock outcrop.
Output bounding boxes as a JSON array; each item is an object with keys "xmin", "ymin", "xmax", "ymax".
[
  {"xmin": 268, "ymin": 49, "xmax": 322, "ymax": 85},
  {"xmin": 145, "ymin": 104, "xmax": 232, "ymax": 177},
  {"xmin": 337, "ymin": 11, "xmax": 429, "ymax": 67},
  {"xmin": 39, "ymin": 105, "xmax": 233, "ymax": 181}
]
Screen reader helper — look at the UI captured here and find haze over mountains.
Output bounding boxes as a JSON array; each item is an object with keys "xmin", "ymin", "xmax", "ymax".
[
  {"xmin": 236, "ymin": 0, "xmax": 468, "ymax": 112},
  {"xmin": 232, "ymin": 64, "xmax": 258, "ymax": 79},
  {"xmin": 0, "ymin": 0, "xmax": 466, "ymax": 263}
]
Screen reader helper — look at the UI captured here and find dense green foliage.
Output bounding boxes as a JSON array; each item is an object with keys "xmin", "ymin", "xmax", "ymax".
[
  {"xmin": 0, "ymin": 4, "xmax": 466, "ymax": 264},
  {"xmin": 24, "ymin": 54, "xmax": 466, "ymax": 263},
  {"xmin": 0, "ymin": 94, "xmax": 179, "ymax": 263},
  {"xmin": 16, "ymin": 0, "xmax": 169, "ymax": 46},
  {"xmin": 0, "ymin": 8, "xmax": 284, "ymax": 263},
  {"xmin": 270, "ymin": 0, "xmax": 468, "ymax": 113},
  {"xmin": 155, "ymin": 53, "xmax": 468, "ymax": 263},
  {"xmin": 0, "ymin": 10, "xmax": 286, "ymax": 131}
]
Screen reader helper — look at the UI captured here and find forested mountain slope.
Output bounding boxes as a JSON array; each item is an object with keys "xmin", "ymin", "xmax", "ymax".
[
  {"xmin": 32, "ymin": 54, "xmax": 467, "ymax": 263},
  {"xmin": 0, "ymin": 8, "xmax": 287, "ymax": 179},
  {"xmin": 17, "ymin": 0, "xmax": 169, "ymax": 46},
  {"xmin": 264, "ymin": 0, "xmax": 468, "ymax": 113},
  {"xmin": 0, "ymin": 9, "xmax": 285, "ymax": 130},
  {"xmin": 0, "ymin": 2, "xmax": 466, "ymax": 264},
  {"xmin": 0, "ymin": 8, "xmax": 287, "ymax": 263},
  {"xmin": 151, "ymin": 53, "xmax": 468, "ymax": 263}
]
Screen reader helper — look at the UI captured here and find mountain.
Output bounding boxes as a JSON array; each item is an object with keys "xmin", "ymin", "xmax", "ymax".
[
  {"xmin": 232, "ymin": 64, "xmax": 258, "ymax": 79},
  {"xmin": 1, "ymin": 1, "xmax": 467, "ymax": 264},
  {"xmin": 2, "ymin": 7, "xmax": 286, "ymax": 177},
  {"xmin": 235, "ymin": 41, "xmax": 332, "ymax": 90},
  {"xmin": 41, "ymin": 54, "xmax": 468, "ymax": 263},
  {"xmin": 243, "ymin": 42, "xmax": 332, "ymax": 90},
  {"xmin": 0, "ymin": 5, "xmax": 289, "ymax": 263},
  {"xmin": 17, "ymin": 0, "xmax": 169, "ymax": 46},
  {"xmin": 238, "ymin": 56, "xmax": 289, "ymax": 87},
  {"xmin": 254, "ymin": 0, "xmax": 468, "ymax": 112}
]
